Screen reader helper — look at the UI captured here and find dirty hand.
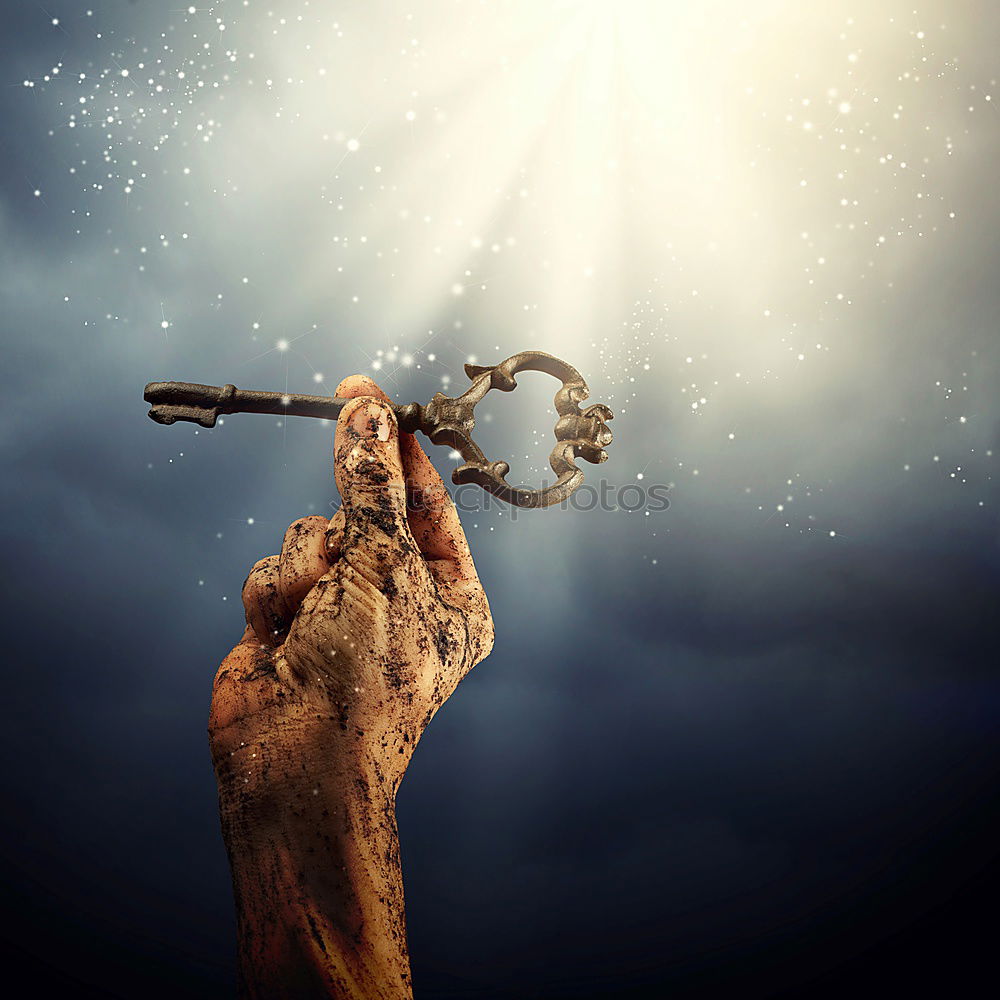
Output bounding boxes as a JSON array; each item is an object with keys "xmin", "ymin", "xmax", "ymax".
[{"xmin": 208, "ymin": 374, "xmax": 493, "ymax": 1000}]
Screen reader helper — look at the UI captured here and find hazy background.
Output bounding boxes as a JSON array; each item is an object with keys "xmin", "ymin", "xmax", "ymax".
[{"xmin": 1, "ymin": 1, "xmax": 998, "ymax": 996}]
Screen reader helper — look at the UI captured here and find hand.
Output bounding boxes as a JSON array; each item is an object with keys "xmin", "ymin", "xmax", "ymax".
[
  {"xmin": 211, "ymin": 372, "xmax": 494, "ymax": 777},
  {"xmin": 208, "ymin": 374, "xmax": 493, "ymax": 1000}
]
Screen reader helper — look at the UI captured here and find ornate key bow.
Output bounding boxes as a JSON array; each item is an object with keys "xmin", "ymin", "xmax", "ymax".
[{"xmin": 144, "ymin": 350, "xmax": 613, "ymax": 508}]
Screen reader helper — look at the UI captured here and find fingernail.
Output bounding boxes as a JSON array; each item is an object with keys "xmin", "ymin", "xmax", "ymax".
[{"xmin": 349, "ymin": 400, "xmax": 391, "ymax": 441}]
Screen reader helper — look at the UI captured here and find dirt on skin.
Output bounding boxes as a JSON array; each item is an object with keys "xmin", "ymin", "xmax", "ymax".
[{"xmin": 209, "ymin": 384, "xmax": 494, "ymax": 1000}]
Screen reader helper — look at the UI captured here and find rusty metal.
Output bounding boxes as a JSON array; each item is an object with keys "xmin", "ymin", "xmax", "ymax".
[{"xmin": 144, "ymin": 351, "xmax": 613, "ymax": 508}]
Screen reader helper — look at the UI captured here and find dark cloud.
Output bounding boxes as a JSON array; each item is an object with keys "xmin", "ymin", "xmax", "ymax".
[{"xmin": 2, "ymin": 2, "xmax": 999, "ymax": 998}]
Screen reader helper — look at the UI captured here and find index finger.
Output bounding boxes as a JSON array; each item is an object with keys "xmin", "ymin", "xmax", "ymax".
[{"xmin": 399, "ymin": 432, "xmax": 477, "ymax": 577}]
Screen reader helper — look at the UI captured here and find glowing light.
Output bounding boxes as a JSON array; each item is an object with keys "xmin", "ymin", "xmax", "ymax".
[{"xmin": 28, "ymin": 0, "xmax": 990, "ymax": 539}]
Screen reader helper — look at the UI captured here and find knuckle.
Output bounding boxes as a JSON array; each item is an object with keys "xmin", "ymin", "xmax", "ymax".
[
  {"xmin": 284, "ymin": 514, "xmax": 326, "ymax": 542},
  {"xmin": 241, "ymin": 556, "xmax": 277, "ymax": 601}
]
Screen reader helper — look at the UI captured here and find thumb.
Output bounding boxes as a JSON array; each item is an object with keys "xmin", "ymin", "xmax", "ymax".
[{"xmin": 334, "ymin": 395, "xmax": 414, "ymax": 563}]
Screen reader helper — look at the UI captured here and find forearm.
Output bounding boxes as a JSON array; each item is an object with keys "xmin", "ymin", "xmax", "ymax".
[{"xmin": 215, "ymin": 721, "xmax": 412, "ymax": 1000}]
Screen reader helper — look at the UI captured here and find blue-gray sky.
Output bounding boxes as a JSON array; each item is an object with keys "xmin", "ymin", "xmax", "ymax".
[{"xmin": 1, "ymin": 1, "xmax": 998, "ymax": 996}]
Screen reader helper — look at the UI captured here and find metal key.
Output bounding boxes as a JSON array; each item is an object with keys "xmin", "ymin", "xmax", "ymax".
[{"xmin": 144, "ymin": 350, "xmax": 613, "ymax": 508}]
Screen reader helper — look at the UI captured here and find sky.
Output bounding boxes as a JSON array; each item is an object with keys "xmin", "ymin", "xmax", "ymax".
[{"xmin": 1, "ymin": 1, "xmax": 998, "ymax": 996}]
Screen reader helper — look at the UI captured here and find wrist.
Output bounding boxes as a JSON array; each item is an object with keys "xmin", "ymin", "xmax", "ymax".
[{"xmin": 214, "ymin": 710, "xmax": 412, "ymax": 998}]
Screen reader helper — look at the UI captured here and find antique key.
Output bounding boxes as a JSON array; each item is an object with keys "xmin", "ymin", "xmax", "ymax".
[{"xmin": 144, "ymin": 350, "xmax": 613, "ymax": 508}]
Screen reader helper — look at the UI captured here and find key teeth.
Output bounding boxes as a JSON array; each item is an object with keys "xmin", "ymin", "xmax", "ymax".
[{"xmin": 147, "ymin": 404, "xmax": 218, "ymax": 428}]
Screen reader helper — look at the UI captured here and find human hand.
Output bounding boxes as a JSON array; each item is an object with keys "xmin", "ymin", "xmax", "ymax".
[
  {"xmin": 210, "ymin": 372, "xmax": 493, "ymax": 781},
  {"xmin": 208, "ymin": 374, "xmax": 493, "ymax": 999}
]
